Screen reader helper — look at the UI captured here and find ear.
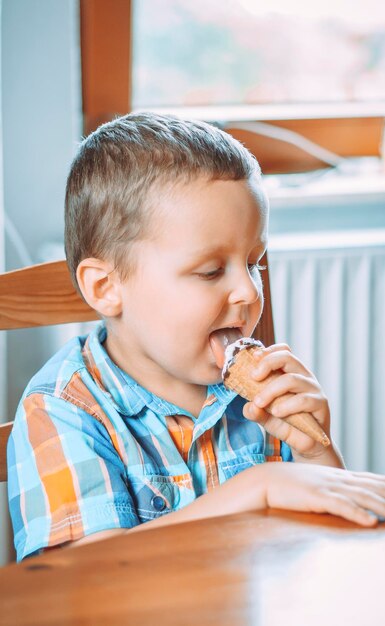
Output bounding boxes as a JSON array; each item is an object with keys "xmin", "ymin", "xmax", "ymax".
[{"xmin": 76, "ymin": 258, "xmax": 123, "ymax": 318}]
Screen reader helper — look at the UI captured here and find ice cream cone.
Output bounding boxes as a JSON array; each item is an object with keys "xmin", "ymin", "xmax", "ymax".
[{"xmin": 223, "ymin": 340, "xmax": 330, "ymax": 447}]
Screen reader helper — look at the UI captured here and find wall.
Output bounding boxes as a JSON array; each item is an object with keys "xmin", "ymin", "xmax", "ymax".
[
  {"xmin": 1, "ymin": 0, "xmax": 82, "ymax": 564},
  {"xmin": 0, "ymin": 0, "xmax": 8, "ymax": 568}
]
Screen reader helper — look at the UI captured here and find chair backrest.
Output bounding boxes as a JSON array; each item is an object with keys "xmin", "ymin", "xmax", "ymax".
[
  {"xmin": 0, "ymin": 256, "xmax": 275, "ymax": 482},
  {"xmin": 0, "ymin": 260, "xmax": 98, "ymax": 482},
  {"xmin": 0, "ymin": 422, "xmax": 14, "ymax": 483}
]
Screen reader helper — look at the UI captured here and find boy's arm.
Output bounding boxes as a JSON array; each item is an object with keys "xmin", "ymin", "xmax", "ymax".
[
  {"xmin": 69, "ymin": 461, "xmax": 385, "ymax": 550},
  {"xmin": 8, "ymin": 392, "xmax": 140, "ymax": 561}
]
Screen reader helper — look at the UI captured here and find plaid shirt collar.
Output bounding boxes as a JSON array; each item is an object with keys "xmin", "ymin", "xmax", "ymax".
[{"xmin": 82, "ymin": 323, "xmax": 237, "ymax": 424}]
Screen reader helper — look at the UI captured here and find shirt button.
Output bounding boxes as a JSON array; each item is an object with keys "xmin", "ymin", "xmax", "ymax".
[{"xmin": 151, "ymin": 495, "xmax": 167, "ymax": 511}]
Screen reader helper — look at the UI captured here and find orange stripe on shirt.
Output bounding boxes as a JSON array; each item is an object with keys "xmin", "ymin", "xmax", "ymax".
[
  {"xmin": 202, "ymin": 394, "xmax": 217, "ymax": 408},
  {"xmin": 265, "ymin": 431, "xmax": 282, "ymax": 461},
  {"xmin": 24, "ymin": 394, "xmax": 83, "ymax": 542},
  {"xmin": 165, "ymin": 415, "xmax": 194, "ymax": 463},
  {"xmin": 62, "ymin": 372, "xmax": 127, "ymax": 465},
  {"xmin": 199, "ymin": 429, "xmax": 219, "ymax": 491}
]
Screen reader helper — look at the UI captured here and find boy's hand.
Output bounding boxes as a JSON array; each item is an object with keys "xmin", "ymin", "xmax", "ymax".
[
  {"xmin": 261, "ymin": 462, "xmax": 385, "ymax": 527},
  {"xmin": 242, "ymin": 344, "xmax": 341, "ymax": 465}
]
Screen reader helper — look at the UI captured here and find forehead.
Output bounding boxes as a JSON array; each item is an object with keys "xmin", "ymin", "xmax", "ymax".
[{"xmin": 147, "ymin": 177, "xmax": 268, "ymax": 243}]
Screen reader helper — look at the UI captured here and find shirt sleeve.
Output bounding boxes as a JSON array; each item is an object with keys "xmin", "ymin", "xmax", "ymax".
[
  {"xmin": 7, "ymin": 392, "xmax": 139, "ymax": 561},
  {"xmin": 280, "ymin": 441, "xmax": 294, "ymax": 462}
]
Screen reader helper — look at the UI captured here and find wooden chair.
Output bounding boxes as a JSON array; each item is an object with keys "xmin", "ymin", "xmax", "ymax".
[
  {"xmin": 0, "ymin": 260, "xmax": 97, "ymax": 483},
  {"xmin": 0, "ymin": 255, "xmax": 275, "ymax": 483}
]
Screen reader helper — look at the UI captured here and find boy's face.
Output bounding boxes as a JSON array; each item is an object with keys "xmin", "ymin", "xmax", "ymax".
[{"xmin": 106, "ymin": 176, "xmax": 268, "ymax": 391}]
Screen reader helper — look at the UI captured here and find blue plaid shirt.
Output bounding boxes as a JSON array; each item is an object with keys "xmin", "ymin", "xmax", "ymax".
[{"xmin": 8, "ymin": 322, "xmax": 292, "ymax": 561}]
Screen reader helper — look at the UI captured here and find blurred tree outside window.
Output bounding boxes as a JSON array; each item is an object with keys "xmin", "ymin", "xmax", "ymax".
[{"xmin": 132, "ymin": 0, "xmax": 385, "ymax": 111}]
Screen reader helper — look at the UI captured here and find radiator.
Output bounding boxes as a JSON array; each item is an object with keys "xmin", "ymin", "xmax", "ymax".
[{"xmin": 268, "ymin": 230, "xmax": 385, "ymax": 474}]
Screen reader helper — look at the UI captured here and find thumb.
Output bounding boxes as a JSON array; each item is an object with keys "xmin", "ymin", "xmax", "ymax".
[{"xmin": 243, "ymin": 402, "xmax": 270, "ymax": 426}]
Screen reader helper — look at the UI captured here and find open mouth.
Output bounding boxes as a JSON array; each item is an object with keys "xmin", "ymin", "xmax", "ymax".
[{"xmin": 209, "ymin": 327, "xmax": 243, "ymax": 369}]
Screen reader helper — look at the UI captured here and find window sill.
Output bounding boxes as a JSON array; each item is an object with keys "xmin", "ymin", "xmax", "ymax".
[
  {"xmin": 269, "ymin": 228, "xmax": 385, "ymax": 252},
  {"xmin": 266, "ymin": 158, "xmax": 385, "ymax": 234},
  {"xmin": 266, "ymin": 158, "xmax": 385, "ymax": 207},
  {"xmin": 136, "ymin": 103, "xmax": 385, "ymax": 123}
]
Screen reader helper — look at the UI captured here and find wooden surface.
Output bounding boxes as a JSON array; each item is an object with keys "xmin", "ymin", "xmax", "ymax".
[
  {"xmin": 0, "ymin": 510, "xmax": 384, "ymax": 625},
  {"xmin": 226, "ymin": 116, "xmax": 384, "ymax": 173},
  {"xmin": 80, "ymin": 0, "xmax": 133, "ymax": 134},
  {"xmin": 0, "ymin": 259, "xmax": 98, "ymax": 483},
  {"xmin": 0, "ymin": 422, "xmax": 13, "ymax": 483},
  {"xmin": 254, "ymin": 252, "xmax": 275, "ymax": 347},
  {"xmin": 0, "ymin": 260, "xmax": 98, "ymax": 330}
]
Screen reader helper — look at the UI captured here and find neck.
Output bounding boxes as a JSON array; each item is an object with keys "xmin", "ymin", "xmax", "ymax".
[
  {"xmin": 104, "ymin": 334, "xmax": 208, "ymax": 418},
  {"xmin": 135, "ymin": 374, "xmax": 208, "ymax": 418},
  {"xmin": 154, "ymin": 383, "xmax": 208, "ymax": 418}
]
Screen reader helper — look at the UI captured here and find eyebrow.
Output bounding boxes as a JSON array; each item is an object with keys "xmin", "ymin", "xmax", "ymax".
[
  {"xmin": 184, "ymin": 241, "xmax": 267, "ymax": 266},
  {"xmin": 184, "ymin": 246, "xmax": 227, "ymax": 263}
]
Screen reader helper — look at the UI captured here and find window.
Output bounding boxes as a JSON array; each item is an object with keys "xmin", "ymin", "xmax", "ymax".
[
  {"xmin": 132, "ymin": 0, "xmax": 385, "ymax": 113},
  {"xmin": 80, "ymin": 0, "xmax": 385, "ymax": 172}
]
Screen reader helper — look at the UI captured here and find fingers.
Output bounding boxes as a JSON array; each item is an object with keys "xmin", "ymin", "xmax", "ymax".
[
  {"xmin": 243, "ymin": 401, "xmax": 269, "ymax": 425},
  {"xmin": 252, "ymin": 344, "xmax": 313, "ymax": 380},
  {"xmin": 261, "ymin": 343, "xmax": 292, "ymax": 354},
  {"xmin": 347, "ymin": 486, "xmax": 385, "ymax": 519},
  {"xmin": 322, "ymin": 481, "xmax": 385, "ymax": 525},
  {"xmin": 318, "ymin": 490, "xmax": 379, "ymax": 527},
  {"xmin": 269, "ymin": 393, "xmax": 322, "ymax": 420},
  {"xmin": 310, "ymin": 469, "xmax": 385, "ymax": 526},
  {"xmin": 265, "ymin": 463, "xmax": 385, "ymax": 527},
  {"xmin": 248, "ymin": 372, "xmax": 329, "ymax": 437},
  {"xmin": 247, "ymin": 346, "xmax": 328, "ymax": 432},
  {"xmin": 243, "ymin": 402, "xmax": 318, "ymax": 454},
  {"xmin": 251, "ymin": 373, "xmax": 322, "ymax": 413},
  {"xmin": 338, "ymin": 471, "xmax": 385, "ymax": 499}
]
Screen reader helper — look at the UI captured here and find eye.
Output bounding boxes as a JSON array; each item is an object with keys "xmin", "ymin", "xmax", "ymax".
[{"xmin": 196, "ymin": 267, "xmax": 224, "ymax": 280}]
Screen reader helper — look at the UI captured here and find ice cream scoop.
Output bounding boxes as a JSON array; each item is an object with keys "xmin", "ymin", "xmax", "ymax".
[{"xmin": 211, "ymin": 335, "xmax": 330, "ymax": 447}]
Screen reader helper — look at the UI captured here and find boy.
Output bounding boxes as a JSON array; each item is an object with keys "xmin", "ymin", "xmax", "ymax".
[{"xmin": 8, "ymin": 113, "xmax": 385, "ymax": 561}]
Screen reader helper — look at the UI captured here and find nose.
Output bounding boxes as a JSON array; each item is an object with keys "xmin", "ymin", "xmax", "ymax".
[{"xmin": 228, "ymin": 267, "xmax": 262, "ymax": 306}]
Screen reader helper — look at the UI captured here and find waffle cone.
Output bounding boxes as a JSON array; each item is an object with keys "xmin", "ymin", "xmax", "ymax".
[{"xmin": 224, "ymin": 346, "xmax": 330, "ymax": 447}]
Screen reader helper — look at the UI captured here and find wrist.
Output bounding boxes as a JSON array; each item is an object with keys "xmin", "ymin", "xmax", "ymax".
[
  {"xmin": 292, "ymin": 440, "xmax": 345, "ymax": 467},
  {"xmin": 250, "ymin": 462, "xmax": 282, "ymax": 509}
]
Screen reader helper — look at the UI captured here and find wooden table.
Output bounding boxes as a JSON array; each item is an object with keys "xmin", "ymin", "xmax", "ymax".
[{"xmin": 0, "ymin": 510, "xmax": 384, "ymax": 626}]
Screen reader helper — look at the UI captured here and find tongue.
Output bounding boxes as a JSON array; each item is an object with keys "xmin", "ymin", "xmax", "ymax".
[{"xmin": 210, "ymin": 328, "xmax": 243, "ymax": 369}]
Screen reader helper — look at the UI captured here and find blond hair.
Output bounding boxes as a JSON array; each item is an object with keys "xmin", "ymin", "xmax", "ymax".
[{"xmin": 65, "ymin": 112, "xmax": 260, "ymax": 287}]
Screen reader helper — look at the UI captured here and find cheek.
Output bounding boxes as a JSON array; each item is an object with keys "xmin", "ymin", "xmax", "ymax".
[
  {"xmin": 138, "ymin": 282, "xmax": 200, "ymax": 331},
  {"xmin": 161, "ymin": 287, "xmax": 226, "ymax": 349},
  {"xmin": 130, "ymin": 275, "xmax": 226, "ymax": 339},
  {"xmin": 183, "ymin": 284, "xmax": 226, "ymax": 320}
]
